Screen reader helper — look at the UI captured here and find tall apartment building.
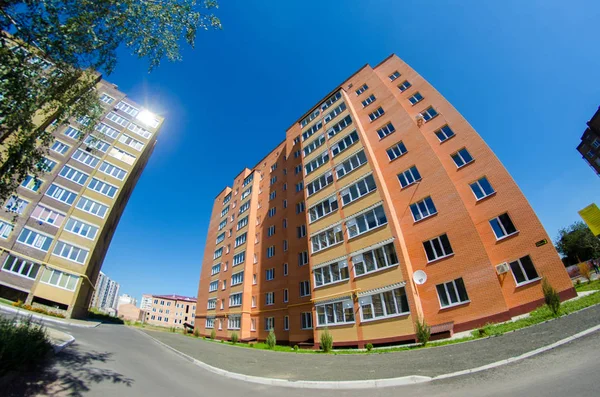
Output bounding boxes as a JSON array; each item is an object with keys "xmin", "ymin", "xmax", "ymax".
[
  {"xmin": 195, "ymin": 54, "xmax": 574, "ymax": 347},
  {"xmin": 90, "ymin": 271, "xmax": 120, "ymax": 311},
  {"xmin": 140, "ymin": 293, "xmax": 153, "ymax": 311},
  {"xmin": 577, "ymin": 106, "xmax": 600, "ymax": 176},
  {"xmin": 117, "ymin": 293, "xmax": 137, "ymax": 308},
  {"xmin": 0, "ymin": 76, "xmax": 163, "ymax": 318},
  {"xmin": 144, "ymin": 294, "xmax": 196, "ymax": 328}
]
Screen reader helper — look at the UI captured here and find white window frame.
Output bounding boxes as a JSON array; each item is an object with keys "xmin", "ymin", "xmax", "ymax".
[
  {"xmin": 346, "ymin": 205, "xmax": 388, "ymax": 239},
  {"xmin": 314, "ymin": 260, "xmax": 349, "ymax": 288}
]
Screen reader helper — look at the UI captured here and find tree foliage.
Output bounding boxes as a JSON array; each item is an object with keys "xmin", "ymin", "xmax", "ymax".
[
  {"xmin": 555, "ymin": 221, "xmax": 600, "ymax": 266},
  {"xmin": 0, "ymin": 0, "xmax": 221, "ymax": 204}
]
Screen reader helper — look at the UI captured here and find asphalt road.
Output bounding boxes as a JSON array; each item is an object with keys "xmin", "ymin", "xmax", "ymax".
[{"xmin": 2, "ymin": 313, "xmax": 599, "ymax": 397}]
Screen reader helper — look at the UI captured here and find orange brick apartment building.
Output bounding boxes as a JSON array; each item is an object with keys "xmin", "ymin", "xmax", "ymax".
[
  {"xmin": 143, "ymin": 294, "xmax": 196, "ymax": 328},
  {"xmin": 195, "ymin": 54, "xmax": 575, "ymax": 348}
]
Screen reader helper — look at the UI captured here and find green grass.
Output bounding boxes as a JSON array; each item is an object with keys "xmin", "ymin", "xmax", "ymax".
[
  {"xmin": 575, "ymin": 279, "xmax": 600, "ymax": 292},
  {"xmin": 0, "ymin": 316, "xmax": 52, "ymax": 376},
  {"xmin": 87, "ymin": 309, "xmax": 124, "ymax": 324},
  {"xmin": 0, "ymin": 297, "xmax": 15, "ymax": 305}
]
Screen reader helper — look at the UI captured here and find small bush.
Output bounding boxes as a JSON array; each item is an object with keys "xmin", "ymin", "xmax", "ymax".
[
  {"xmin": 366, "ymin": 343, "xmax": 373, "ymax": 352},
  {"xmin": 220, "ymin": 339, "xmax": 224, "ymax": 343},
  {"xmin": 249, "ymin": 343, "xmax": 254, "ymax": 348},
  {"xmin": 266, "ymin": 328, "xmax": 276, "ymax": 349},
  {"xmin": 193, "ymin": 328, "xmax": 200, "ymax": 338},
  {"xmin": 320, "ymin": 328, "xmax": 333, "ymax": 352},
  {"xmin": 210, "ymin": 329, "xmax": 216, "ymax": 340},
  {"xmin": 542, "ymin": 277, "xmax": 561, "ymax": 316},
  {"xmin": 576, "ymin": 279, "xmax": 582, "ymax": 286},
  {"xmin": 0, "ymin": 317, "xmax": 52, "ymax": 376},
  {"xmin": 293, "ymin": 345, "xmax": 299, "ymax": 352},
  {"xmin": 12, "ymin": 300, "xmax": 23, "ymax": 307},
  {"xmin": 202, "ymin": 336, "xmax": 206, "ymax": 340},
  {"xmin": 415, "ymin": 317, "xmax": 431, "ymax": 346},
  {"xmin": 578, "ymin": 263, "xmax": 592, "ymax": 283},
  {"xmin": 231, "ymin": 332, "xmax": 239, "ymax": 344}
]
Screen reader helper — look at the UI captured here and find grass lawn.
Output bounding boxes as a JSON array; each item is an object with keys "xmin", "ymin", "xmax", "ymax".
[{"xmin": 575, "ymin": 279, "xmax": 600, "ymax": 292}]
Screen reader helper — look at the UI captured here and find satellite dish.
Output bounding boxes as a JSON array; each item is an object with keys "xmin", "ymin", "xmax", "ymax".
[{"xmin": 413, "ymin": 270, "xmax": 427, "ymax": 285}]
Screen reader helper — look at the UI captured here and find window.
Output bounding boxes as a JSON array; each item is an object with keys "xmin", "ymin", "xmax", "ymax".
[
  {"xmin": 311, "ymin": 225, "xmax": 343, "ymax": 253},
  {"xmin": 267, "ymin": 246, "xmax": 275, "ymax": 258},
  {"xmin": 283, "ymin": 263, "xmax": 288, "ymax": 276},
  {"xmin": 510, "ymin": 255, "xmax": 540, "ymax": 285},
  {"xmin": 63, "ymin": 126, "xmax": 82, "ymax": 139},
  {"xmin": 314, "ymin": 260, "xmax": 349, "ymax": 287},
  {"xmin": 231, "ymin": 271, "xmax": 243, "ymax": 286},
  {"xmin": 302, "ymin": 121, "xmax": 323, "ymax": 141},
  {"xmin": 266, "ymin": 292, "xmax": 275, "ymax": 305},
  {"xmin": 451, "ymin": 148, "xmax": 474, "ymax": 168},
  {"xmin": 209, "ymin": 281, "xmax": 218, "ymax": 292},
  {"xmin": 420, "ymin": 107, "xmax": 438, "ymax": 122},
  {"xmin": 410, "ymin": 196, "xmax": 437, "ymax": 222},
  {"xmin": 295, "ymin": 182, "xmax": 304, "ymax": 192},
  {"xmin": 298, "ymin": 251, "xmax": 309, "ymax": 266},
  {"xmin": 299, "ymin": 281, "xmax": 310, "ymax": 297},
  {"xmin": 211, "ymin": 264, "xmax": 221, "ymax": 276},
  {"xmin": 368, "ymin": 107, "xmax": 384, "ymax": 122},
  {"xmin": 229, "ymin": 293, "xmax": 242, "ymax": 307},
  {"xmin": 295, "ymin": 164, "xmax": 303, "ymax": 174},
  {"xmin": 330, "ymin": 130, "xmax": 359, "ymax": 157},
  {"xmin": 300, "ymin": 109, "xmax": 320, "ymax": 128},
  {"xmin": 267, "ymin": 225, "xmax": 275, "ymax": 237},
  {"xmin": 59, "ymin": 165, "xmax": 88, "ymax": 185},
  {"xmin": 316, "ymin": 299, "xmax": 354, "ymax": 326},
  {"xmin": 51, "ymin": 140, "xmax": 70, "ymax": 155},
  {"xmin": 423, "ymin": 234, "xmax": 454, "ymax": 262},
  {"xmin": 360, "ymin": 286, "xmax": 410, "ymax": 322},
  {"xmin": 266, "ymin": 208, "xmax": 276, "ymax": 218},
  {"xmin": 233, "ymin": 251, "xmax": 245, "ymax": 266},
  {"xmin": 321, "ymin": 91, "xmax": 342, "ymax": 111},
  {"xmin": 40, "ymin": 268, "xmax": 79, "ymax": 291},
  {"xmin": 340, "ymin": 175, "xmax": 376, "ymax": 207},
  {"xmin": 237, "ymin": 216, "xmax": 248, "ymax": 230},
  {"xmin": 294, "ymin": 150, "xmax": 301, "ymax": 158},
  {"xmin": 308, "ymin": 196, "xmax": 338, "ymax": 223},
  {"xmin": 398, "ymin": 80, "xmax": 411, "ymax": 92},
  {"xmin": 324, "ymin": 102, "xmax": 347, "ymax": 123},
  {"xmin": 18, "ymin": 228, "xmax": 52, "ymax": 251},
  {"xmin": 5, "ymin": 196, "xmax": 29, "ymax": 214},
  {"xmin": 99, "ymin": 161, "xmax": 127, "ymax": 180},
  {"xmin": 228, "ymin": 315, "xmax": 241, "ymax": 330},
  {"xmin": 326, "ymin": 115, "xmax": 353, "ymax": 139},
  {"xmin": 2, "ymin": 255, "xmax": 40, "ymax": 279},
  {"xmin": 593, "ymin": 139, "xmax": 600, "ymax": 149},
  {"xmin": 221, "ymin": 206, "xmax": 230, "ymax": 217},
  {"xmin": 470, "ymin": 177, "xmax": 495, "ymax": 200},
  {"xmin": 84, "ymin": 135, "xmax": 110, "ymax": 152},
  {"xmin": 346, "ymin": 205, "xmax": 388, "ymax": 239},
  {"xmin": 284, "ymin": 316, "xmax": 289, "ymax": 331},
  {"xmin": 108, "ymin": 147, "xmax": 136, "ymax": 165},
  {"xmin": 283, "ymin": 240, "xmax": 288, "ymax": 251},
  {"xmin": 389, "ymin": 71, "xmax": 401, "ymax": 81},
  {"xmin": 72, "ymin": 149, "xmax": 101, "ymax": 168},
  {"xmin": 238, "ymin": 201, "xmax": 250, "ymax": 214},
  {"xmin": 283, "ymin": 288, "xmax": 289, "ymax": 303},
  {"xmin": 283, "ymin": 199, "xmax": 287, "ymax": 208},
  {"xmin": 397, "ymin": 165, "xmax": 421, "ymax": 188},
  {"xmin": 99, "ymin": 93, "xmax": 114, "ymax": 104},
  {"xmin": 293, "ymin": 136, "xmax": 301, "ymax": 145},
  {"xmin": 361, "ymin": 94, "xmax": 376, "ymax": 108},
  {"xmin": 242, "ymin": 173, "xmax": 254, "ymax": 188},
  {"xmin": 490, "ymin": 213, "xmax": 518, "ymax": 240},
  {"xmin": 335, "ymin": 150, "xmax": 367, "ymax": 179},
  {"xmin": 127, "ymin": 123, "xmax": 152, "ymax": 139},
  {"xmin": 30, "ymin": 205, "xmax": 64, "ymax": 226},
  {"xmin": 218, "ymin": 219, "xmax": 227, "ymax": 231},
  {"xmin": 234, "ymin": 232, "xmax": 247, "ymax": 247},
  {"xmin": 105, "ymin": 111, "xmax": 129, "ymax": 127},
  {"xmin": 0, "ymin": 220, "xmax": 12, "ymax": 239},
  {"xmin": 88, "ymin": 178, "xmax": 118, "ymax": 198},
  {"xmin": 269, "ymin": 191, "xmax": 276, "ymax": 201},
  {"xmin": 353, "ymin": 242, "xmax": 398, "ymax": 277},
  {"xmin": 301, "ymin": 312, "xmax": 313, "ymax": 329},
  {"xmin": 116, "ymin": 101, "xmax": 140, "ymax": 117},
  {"xmin": 96, "ymin": 122, "xmax": 120, "ymax": 139},
  {"xmin": 296, "ymin": 202, "xmax": 305, "ymax": 214},
  {"xmin": 355, "ymin": 84, "xmax": 368, "ymax": 95},
  {"xmin": 214, "ymin": 247, "xmax": 223, "ymax": 259},
  {"xmin": 375, "ymin": 122, "xmax": 396, "ymax": 140},
  {"xmin": 270, "ymin": 176, "xmax": 277, "ymax": 186},
  {"xmin": 205, "ymin": 317, "xmax": 215, "ymax": 328},
  {"xmin": 76, "ymin": 197, "xmax": 108, "ymax": 218},
  {"xmin": 21, "ymin": 175, "xmax": 42, "ymax": 192},
  {"xmin": 53, "ymin": 241, "xmax": 89, "ymax": 264},
  {"xmin": 38, "ymin": 157, "xmax": 57, "ymax": 173},
  {"xmin": 436, "ymin": 278, "xmax": 469, "ymax": 308},
  {"xmin": 408, "ymin": 92, "xmax": 424, "ymax": 105},
  {"xmin": 265, "ymin": 317, "xmax": 275, "ymax": 330},
  {"xmin": 304, "ymin": 151, "xmax": 329, "ymax": 175},
  {"xmin": 385, "ymin": 141, "xmax": 408, "ymax": 161},
  {"xmin": 64, "ymin": 217, "xmax": 99, "ymax": 239},
  {"xmin": 435, "ymin": 125, "xmax": 455, "ymax": 142},
  {"xmin": 118, "ymin": 134, "xmax": 144, "ymax": 151}
]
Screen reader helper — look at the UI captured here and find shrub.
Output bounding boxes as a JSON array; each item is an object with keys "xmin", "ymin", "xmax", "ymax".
[
  {"xmin": 12, "ymin": 300, "xmax": 23, "ymax": 307},
  {"xmin": 202, "ymin": 336, "xmax": 206, "ymax": 340},
  {"xmin": 249, "ymin": 343, "xmax": 254, "ymax": 348},
  {"xmin": 210, "ymin": 329, "xmax": 216, "ymax": 340},
  {"xmin": 578, "ymin": 263, "xmax": 592, "ymax": 283},
  {"xmin": 320, "ymin": 328, "xmax": 333, "ymax": 352},
  {"xmin": 266, "ymin": 328, "xmax": 276, "ymax": 349},
  {"xmin": 193, "ymin": 328, "xmax": 200, "ymax": 338},
  {"xmin": 293, "ymin": 345, "xmax": 299, "ymax": 352},
  {"xmin": 366, "ymin": 343, "xmax": 373, "ymax": 352},
  {"xmin": 576, "ymin": 279, "xmax": 582, "ymax": 286},
  {"xmin": 542, "ymin": 277, "xmax": 561, "ymax": 316},
  {"xmin": 231, "ymin": 332, "xmax": 239, "ymax": 344},
  {"xmin": 0, "ymin": 317, "xmax": 52, "ymax": 376},
  {"xmin": 415, "ymin": 317, "xmax": 431, "ymax": 346},
  {"xmin": 220, "ymin": 339, "xmax": 224, "ymax": 343}
]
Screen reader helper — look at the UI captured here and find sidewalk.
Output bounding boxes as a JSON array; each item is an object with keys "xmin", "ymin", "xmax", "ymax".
[
  {"xmin": 140, "ymin": 303, "xmax": 600, "ymax": 382},
  {"xmin": 0, "ymin": 302, "xmax": 100, "ymax": 328}
]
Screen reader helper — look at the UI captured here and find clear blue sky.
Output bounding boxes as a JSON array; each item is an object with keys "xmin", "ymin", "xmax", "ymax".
[{"xmin": 100, "ymin": 0, "xmax": 600, "ymax": 305}]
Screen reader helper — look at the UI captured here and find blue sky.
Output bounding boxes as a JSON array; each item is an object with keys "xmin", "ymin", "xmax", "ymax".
[{"xmin": 100, "ymin": 0, "xmax": 600, "ymax": 304}]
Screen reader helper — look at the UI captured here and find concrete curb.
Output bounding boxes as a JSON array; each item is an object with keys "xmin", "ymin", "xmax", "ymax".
[
  {"xmin": 136, "ymin": 324, "xmax": 600, "ymax": 389},
  {"xmin": 52, "ymin": 333, "xmax": 76, "ymax": 354},
  {"xmin": 0, "ymin": 305, "xmax": 101, "ymax": 328}
]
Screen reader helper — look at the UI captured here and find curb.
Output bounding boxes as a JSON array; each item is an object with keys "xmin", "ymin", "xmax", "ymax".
[
  {"xmin": 136, "ymin": 324, "xmax": 600, "ymax": 389},
  {"xmin": 0, "ymin": 305, "xmax": 101, "ymax": 328},
  {"xmin": 52, "ymin": 333, "xmax": 76, "ymax": 354}
]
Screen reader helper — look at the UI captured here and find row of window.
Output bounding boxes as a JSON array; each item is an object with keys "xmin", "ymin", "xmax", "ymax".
[{"xmin": 205, "ymin": 313, "xmax": 313, "ymax": 331}]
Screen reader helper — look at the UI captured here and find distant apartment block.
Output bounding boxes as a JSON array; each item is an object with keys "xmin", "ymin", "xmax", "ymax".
[
  {"xmin": 0, "ymin": 60, "xmax": 163, "ymax": 317},
  {"xmin": 140, "ymin": 293, "xmax": 153, "ymax": 311},
  {"xmin": 90, "ymin": 271, "xmax": 120, "ymax": 311},
  {"xmin": 143, "ymin": 294, "xmax": 197, "ymax": 328},
  {"xmin": 577, "ymin": 106, "xmax": 600, "ymax": 176},
  {"xmin": 117, "ymin": 293, "xmax": 137, "ymax": 308},
  {"xmin": 195, "ymin": 54, "xmax": 574, "ymax": 347}
]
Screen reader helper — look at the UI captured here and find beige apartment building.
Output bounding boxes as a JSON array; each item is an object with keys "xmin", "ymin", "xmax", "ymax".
[
  {"xmin": 143, "ymin": 294, "xmax": 197, "ymax": 328},
  {"xmin": 0, "ymin": 74, "xmax": 163, "ymax": 318},
  {"xmin": 195, "ymin": 54, "xmax": 573, "ymax": 348}
]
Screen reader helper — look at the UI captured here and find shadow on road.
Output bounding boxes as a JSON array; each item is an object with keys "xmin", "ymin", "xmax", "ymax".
[{"xmin": 1, "ymin": 343, "xmax": 134, "ymax": 397}]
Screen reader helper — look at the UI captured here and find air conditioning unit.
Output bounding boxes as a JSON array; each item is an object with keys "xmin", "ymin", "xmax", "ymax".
[{"xmin": 495, "ymin": 262, "xmax": 510, "ymax": 275}]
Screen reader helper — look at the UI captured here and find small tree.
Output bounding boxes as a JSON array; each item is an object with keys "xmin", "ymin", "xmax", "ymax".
[
  {"xmin": 578, "ymin": 263, "xmax": 592, "ymax": 283},
  {"xmin": 266, "ymin": 328, "xmax": 276, "ymax": 349},
  {"xmin": 230, "ymin": 332, "xmax": 239, "ymax": 344},
  {"xmin": 542, "ymin": 277, "xmax": 561, "ymax": 316},
  {"xmin": 193, "ymin": 328, "xmax": 200, "ymax": 338},
  {"xmin": 210, "ymin": 329, "xmax": 216, "ymax": 340},
  {"xmin": 320, "ymin": 328, "xmax": 333, "ymax": 352},
  {"xmin": 365, "ymin": 343, "xmax": 373, "ymax": 352},
  {"xmin": 415, "ymin": 317, "xmax": 431, "ymax": 346}
]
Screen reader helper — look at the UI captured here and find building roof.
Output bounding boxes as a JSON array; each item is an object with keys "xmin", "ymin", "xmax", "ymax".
[{"xmin": 152, "ymin": 294, "xmax": 197, "ymax": 302}]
